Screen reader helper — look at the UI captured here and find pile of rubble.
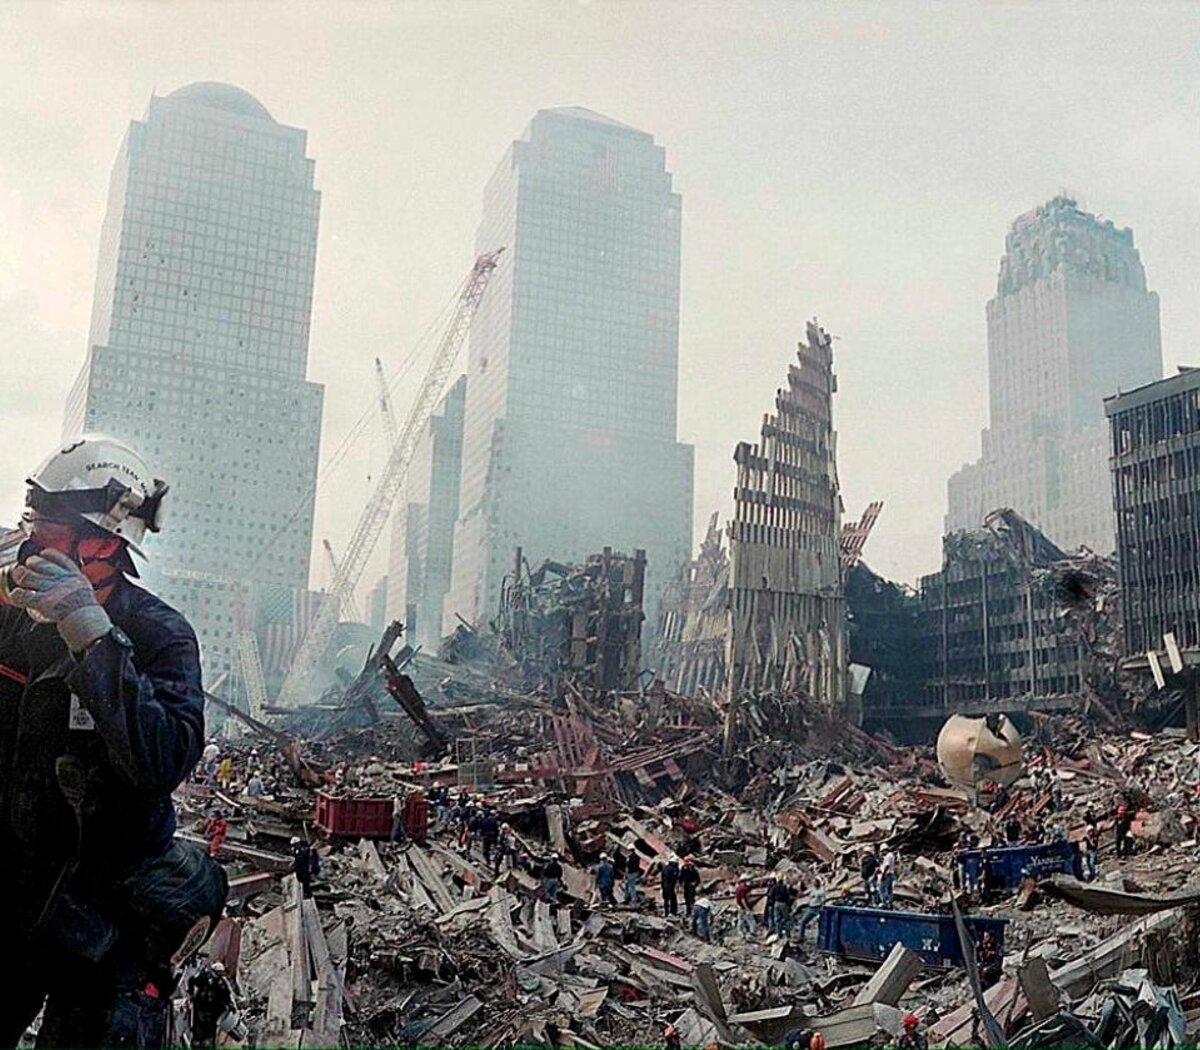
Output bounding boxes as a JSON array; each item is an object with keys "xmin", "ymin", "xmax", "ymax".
[{"xmin": 177, "ymin": 654, "xmax": 1200, "ymax": 1048}]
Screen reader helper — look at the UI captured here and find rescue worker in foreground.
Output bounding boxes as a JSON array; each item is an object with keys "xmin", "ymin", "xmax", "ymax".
[{"xmin": 0, "ymin": 435, "xmax": 226, "ymax": 1049}]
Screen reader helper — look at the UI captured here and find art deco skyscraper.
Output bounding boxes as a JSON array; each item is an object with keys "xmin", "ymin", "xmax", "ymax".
[
  {"xmin": 443, "ymin": 108, "xmax": 694, "ymax": 636},
  {"xmin": 64, "ymin": 82, "xmax": 324, "ymax": 686},
  {"xmin": 947, "ymin": 196, "xmax": 1161, "ymax": 552}
]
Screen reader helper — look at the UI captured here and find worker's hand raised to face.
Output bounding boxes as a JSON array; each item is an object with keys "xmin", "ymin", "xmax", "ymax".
[{"xmin": 7, "ymin": 548, "xmax": 112, "ymax": 652}]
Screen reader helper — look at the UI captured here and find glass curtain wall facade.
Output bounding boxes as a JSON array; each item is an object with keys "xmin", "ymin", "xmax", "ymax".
[
  {"xmin": 64, "ymin": 82, "xmax": 323, "ymax": 690},
  {"xmin": 443, "ymin": 107, "xmax": 693, "ymax": 638},
  {"xmin": 386, "ymin": 375, "xmax": 467, "ymax": 649}
]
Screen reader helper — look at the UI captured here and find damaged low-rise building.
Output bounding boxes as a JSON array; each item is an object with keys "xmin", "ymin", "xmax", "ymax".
[
  {"xmin": 919, "ymin": 509, "xmax": 1092, "ymax": 715},
  {"xmin": 494, "ymin": 546, "xmax": 647, "ymax": 696}
]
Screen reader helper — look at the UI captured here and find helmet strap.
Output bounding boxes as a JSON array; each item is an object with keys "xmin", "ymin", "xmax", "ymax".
[{"xmin": 78, "ymin": 537, "xmax": 130, "ymax": 605}]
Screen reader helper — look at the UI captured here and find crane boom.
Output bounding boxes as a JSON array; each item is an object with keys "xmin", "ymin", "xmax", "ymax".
[
  {"xmin": 322, "ymin": 538, "xmax": 363, "ymax": 623},
  {"xmin": 374, "ymin": 357, "xmax": 399, "ymax": 450},
  {"xmin": 278, "ymin": 248, "xmax": 503, "ymax": 706}
]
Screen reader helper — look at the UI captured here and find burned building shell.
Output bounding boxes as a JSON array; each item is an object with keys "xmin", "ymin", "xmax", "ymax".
[{"xmin": 919, "ymin": 509, "xmax": 1089, "ymax": 714}]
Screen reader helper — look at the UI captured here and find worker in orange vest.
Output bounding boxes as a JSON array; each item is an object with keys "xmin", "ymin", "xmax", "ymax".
[{"xmin": 204, "ymin": 810, "xmax": 228, "ymax": 857}]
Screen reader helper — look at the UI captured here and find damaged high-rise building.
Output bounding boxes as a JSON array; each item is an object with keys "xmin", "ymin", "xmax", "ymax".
[
  {"xmin": 442, "ymin": 107, "xmax": 694, "ymax": 642},
  {"xmin": 653, "ymin": 321, "xmax": 847, "ymax": 714},
  {"xmin": 920, "ymin": 509, "xmax": 1093, "ymax": 714},
  {"xmin": 947, "ymin": 196, "xmax": 1162, "ymax": 553}
]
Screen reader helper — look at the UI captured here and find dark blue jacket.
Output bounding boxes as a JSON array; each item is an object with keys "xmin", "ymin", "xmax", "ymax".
[{"xmin": 0, "ymin": 577, "xmax": 204, "ymax": 919}]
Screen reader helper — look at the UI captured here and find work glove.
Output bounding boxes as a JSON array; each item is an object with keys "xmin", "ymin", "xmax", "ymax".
[{"xmin": 7, "ymin": 548, "xmax": 112, "ymax": 653}]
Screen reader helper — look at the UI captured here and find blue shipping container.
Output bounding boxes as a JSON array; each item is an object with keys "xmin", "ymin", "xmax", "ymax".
[
  {"xmin": 818, "ymin": 905, "xmax": 1007, "ymax": 969},
  {"xmin": 958, "ymin": 840, "xmax": 1080, "ymax": 895}
]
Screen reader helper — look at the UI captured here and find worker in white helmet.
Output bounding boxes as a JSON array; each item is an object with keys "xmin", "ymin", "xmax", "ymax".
[
  {"xmin": 0, "ymin": 435, "xmax": 225, "ymax": 1048},
  {"xmin": 188, "ymin": 958, "xmax": 236, "ymax": 1047}
]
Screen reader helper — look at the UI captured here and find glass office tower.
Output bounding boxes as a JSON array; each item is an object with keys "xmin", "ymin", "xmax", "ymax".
[
  {"xmin": 64, "ymin": 82, "xmax": 324, "ymax": 688},
  {"xmin": 444, "ymin": 107, "xmax": 693, "ymax": 638}
]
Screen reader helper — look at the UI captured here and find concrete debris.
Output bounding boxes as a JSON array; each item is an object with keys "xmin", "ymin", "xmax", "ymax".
[
  {"xmin": 1041, "ymin": 875, "xmax": 1200, "ymax": 917},
  {"xmin": 1011, "ymin": 969, "xmax": 1188, "ymax": 1049},
  {"xmin": 181, "ymin": 649, "xmax": 1200, "ymax": 1048},
  {"xmin": 850, "ymin": 942, "xmax": 922, "ymax": 1006}
]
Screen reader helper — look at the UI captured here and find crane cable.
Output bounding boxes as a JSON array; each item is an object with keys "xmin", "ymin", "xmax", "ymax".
[{"xmin": 248, "ymin": 270, "xmax": 470, "ymax": 575}]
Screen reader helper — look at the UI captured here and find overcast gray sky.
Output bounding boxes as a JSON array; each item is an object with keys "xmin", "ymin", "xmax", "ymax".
[{"xmin": 2, "ymin": 1, "xmax": 1199, "ymax": 596}]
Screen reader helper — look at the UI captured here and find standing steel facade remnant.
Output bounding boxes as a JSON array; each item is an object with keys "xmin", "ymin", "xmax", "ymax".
[
  {"xmin": 650, "ymin": 512, "xmax": 730, "ymax": 696},
  {"xmin": 841, "ymin": 501, "xmax": 884, "ymax": 568},
  {"xmin": 726, "ymin": 320, "xmax": 847, "ymax": 709}
]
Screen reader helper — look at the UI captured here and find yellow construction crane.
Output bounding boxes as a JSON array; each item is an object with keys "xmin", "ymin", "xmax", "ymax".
[
  {"xmin": 375, "ymin": 356, "xmax": 399, "ymax": 450},
  {"xmin": 277, "ymin": 249, "xmax": 504, "ymax": 707},
  {"xmin": 322, "ymin": 538, "xmax": 363, "ymax": 624}
]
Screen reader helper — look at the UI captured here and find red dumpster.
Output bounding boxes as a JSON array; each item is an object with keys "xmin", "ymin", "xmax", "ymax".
[
  {"xmin": 313, "ymin": 791, "xmax": 392, "ymax": 838},
  {"xmin": 403, "ymin": 795, "xmax": 429, "ymax": 844},
  {"xmin": 313, "ymin": 791, "xmax": 430, "ymax": 843}
]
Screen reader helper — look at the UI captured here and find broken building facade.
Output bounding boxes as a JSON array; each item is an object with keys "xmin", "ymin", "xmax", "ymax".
[
  {"xmin": 947, "ymin": 196, "xmax": 1162, "ymax": 554},
  {"xmin": 653, "ymin": 322, "xmax": 847, "ymax": 715},
  {"xmin": 920, "ymin": 510, "xmax": 1088, "ymax": 713},
  {"xmin": 1107, "ymin": 368, "xmax": 1200, "ymax": 655},
  {"xmin": 495, "ymin": 546, "xmax": 647, "ymax": 696}
]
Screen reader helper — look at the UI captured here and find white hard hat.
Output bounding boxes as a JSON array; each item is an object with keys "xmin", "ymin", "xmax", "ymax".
[
  {"xmin": 25, "ymin": 434, "xmax": 167, "ymax": 556},
  {"xmin": 291, "ymin": 836, "xmax": 302, "ymax": 845},
  {"xmin": 211, "ymin": 961, "xmax": 226, "ymax": 974}
]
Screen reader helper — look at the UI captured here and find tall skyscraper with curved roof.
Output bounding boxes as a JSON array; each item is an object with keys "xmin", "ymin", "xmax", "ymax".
[
  {"xmin": 64, "ymin": 82, "xmax": 324, "ymax": 688},
  {"xmin": 441, "ymin": 107, "xmax": 694, "ymax": 638},
  {"xmin": 947, "ymin": 196, "xmax": 1161, "ymax": 552}
]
